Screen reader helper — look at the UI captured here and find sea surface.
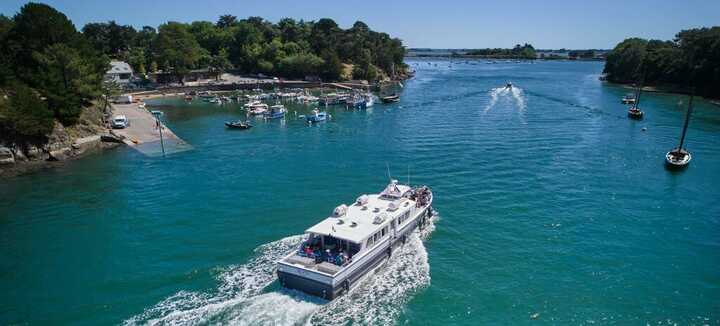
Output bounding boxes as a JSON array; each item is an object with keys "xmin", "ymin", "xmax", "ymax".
[{"xmin": 1, "ymin": 60, "xmax": 719, "ymax": 325}]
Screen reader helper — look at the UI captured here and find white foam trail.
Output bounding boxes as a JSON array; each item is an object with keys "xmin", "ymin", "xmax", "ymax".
[
  {"xmin": 483, "ymin": 87, "xmax": 506, "ymax": 113},
  {"xmin": 123, "ymin": 235, "xmax": 307, "ymax": 326},
  {"xmin": 510, "ymin": 87, "xmax": 526, "ymax": 111},
  {"xmin": 483, "ymin": 86, "xmax": 527, "ymax": 124},
  {"xmin": 124, "ymin": 215, "xmax": 439, "ymax": 326}
]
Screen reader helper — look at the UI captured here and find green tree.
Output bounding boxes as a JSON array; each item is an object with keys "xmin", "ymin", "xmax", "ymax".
[
  {"xmin": 0, "ymin": 15, "xmax": 14, "ymax": 87},
  {"xmin": 34, "ymin": 44, "xmax": 107, "ymax": 125},
  {"xmin": 5, "ymin": 2, "xmax": 79, "ymax": 86},
  {"xmin": 216, "ymin": 15, "xmax": 237, "ymax": 28},
  {"xmin": 154, "ymin": 22, "xmax": 202, "ymax": 83},
  {"xmin": 277, "ymin": 53, "xmax": 324, "ymax": 79},
  {"xmin": 0, "ymin": 83, "xmax": 54, "ymax": 147},
  {"xmin": 209, "ymin": 48, "xmax": 231, "ymax": 80},
  {"xmin": 320, "ymin": 50, "xmax": 343, "ymax": 81},
  {"xmin": 603, "ymin": 38, "xmax": 648, "ymax": 83}
]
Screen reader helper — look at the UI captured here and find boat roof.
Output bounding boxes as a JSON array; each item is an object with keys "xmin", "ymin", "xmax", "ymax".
[{"xmin": 306, "ymin": 182, "xmax": 415, "ymax": 243}]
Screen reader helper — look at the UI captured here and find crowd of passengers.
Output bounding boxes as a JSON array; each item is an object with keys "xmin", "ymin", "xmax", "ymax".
[
  {"xmin": 412, "ymin": 186, "xmax": 431, "ymax": 207},
  {"xmin": 297, "ymin": 241, "xmax": 351, "ymax": 266}
]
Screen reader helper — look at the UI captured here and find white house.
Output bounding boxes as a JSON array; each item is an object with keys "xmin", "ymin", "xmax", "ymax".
[{"xmin": 105, "ymin": 61, "xmax": 133, "ymax": 85}]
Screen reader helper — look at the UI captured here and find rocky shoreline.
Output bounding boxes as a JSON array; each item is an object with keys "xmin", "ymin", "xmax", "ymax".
[{"xmin": 0, "ymin": 106, "xmax": 127, "ymax": 178}]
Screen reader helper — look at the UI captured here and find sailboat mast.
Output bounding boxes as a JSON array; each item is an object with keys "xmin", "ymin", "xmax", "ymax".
[{"xmin": 678, "ymin": 90, "xmax": 694, "ymax": 150}]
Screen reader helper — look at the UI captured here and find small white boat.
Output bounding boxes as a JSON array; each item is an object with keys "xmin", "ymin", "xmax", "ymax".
[
  {"xmin": 621, "ymin": 93, "xmax": 636, "ymax": 104},
  {"xmin": 248, "ymin": 103, "xmax": 269, "ymax": 115}
]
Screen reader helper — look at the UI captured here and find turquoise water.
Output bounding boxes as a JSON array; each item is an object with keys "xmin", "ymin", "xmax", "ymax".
[{"xmin": 1, "ymin": 60, "xmax": 719, "ymax": 325}]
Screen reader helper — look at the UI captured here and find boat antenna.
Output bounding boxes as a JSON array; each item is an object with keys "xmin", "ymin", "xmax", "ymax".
[{"xmin": 386, "ymin": 163, "xmax": 392, "ymax": 182}]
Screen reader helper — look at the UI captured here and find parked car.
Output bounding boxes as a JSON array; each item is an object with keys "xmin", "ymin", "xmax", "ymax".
[{"xmin": 111, "ymin": 115, "xmax": 129, "ymax": 129}]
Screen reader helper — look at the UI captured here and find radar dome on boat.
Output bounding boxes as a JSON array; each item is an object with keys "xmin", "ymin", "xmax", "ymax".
[
  {"xmin": 333, "ymin": 204, "xmax": 348, "ymax": 217},
  {"xmin": 356, "ymin": 195, "xmax": 369, "ymax": 205}
]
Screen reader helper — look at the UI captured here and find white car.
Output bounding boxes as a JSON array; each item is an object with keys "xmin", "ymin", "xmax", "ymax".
[{"xmin": 111, "ymin": 115, "xmax": 129, "ymax": 129}]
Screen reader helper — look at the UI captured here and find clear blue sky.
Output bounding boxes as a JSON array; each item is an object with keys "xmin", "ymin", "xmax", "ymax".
[{"xmin": 1, "ymin": 0, "xmax": 718, "ymax": 49}]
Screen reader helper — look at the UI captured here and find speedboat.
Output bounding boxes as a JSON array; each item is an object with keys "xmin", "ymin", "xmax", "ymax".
[
  {"xmin": 621, "ymin": 93, "xmax": 636, "ymax": 104},
  {"xmin": 665, "ymin": 148, "xmax": 691, "ymax": 169},
  {"xmin": 225, "ymin": 120, "xmax": 252, "ymax": 129},
  {"xmin": 306, "ymin": 109, "xmax": 327, "ymax": 123},
  {"xmin": 505, "ymin": 82, "xmax": 513, "ymax": 90},
  {"xmin": 277, "ymin": 180, "xmax": 433, "ymax": 299},
  {"xmin": 264, "ymin": 104, "xmax": 287, "ymax": 119}
]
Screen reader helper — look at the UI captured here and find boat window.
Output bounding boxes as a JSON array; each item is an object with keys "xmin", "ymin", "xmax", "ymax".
[
  {"xmin": 367, "ymin": 238, "xmax": 373, "ymax": 247},
  {"xmin": 374, "ymin": 233, "xmax": 379, "ymax": 242},
  {"xmin": 349, "ymin": 242, "xmax": 361, "ymax": 257},
  {"xmin": 381, "ymin": 227, "xmax": 387, "ymax": 237}
]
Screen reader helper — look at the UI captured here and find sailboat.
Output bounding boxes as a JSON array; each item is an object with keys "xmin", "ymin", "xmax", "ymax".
[
  {"xmin": 627, "ymin": 84, "xmax": 644, "ymax": 120},
  {"xmin": 665, "ymin": 91, "xmax": 694, "ymax": 169}
]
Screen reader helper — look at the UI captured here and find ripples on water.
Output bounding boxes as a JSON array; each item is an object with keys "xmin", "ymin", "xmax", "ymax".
[{"xmin": 1, "ymin": 59, "xmax": 719, "ymax": 325}]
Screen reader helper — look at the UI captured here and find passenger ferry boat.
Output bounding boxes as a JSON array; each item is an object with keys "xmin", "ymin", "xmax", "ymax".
[{"xmin": 277, "ymin": 180, "xmax": 433, "ymax": 299}]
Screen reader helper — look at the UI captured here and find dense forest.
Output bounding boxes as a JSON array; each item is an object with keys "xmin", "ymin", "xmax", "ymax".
[
  {"xmin": 0, "ymin": 3, "xmax": 406, "ymax": 148},
  {"xmin": 603, "ymin": 27, "xmax": 720, "ymax": 99},
  {"xmin": 80, "ymin": 14, "xmax": 406, "ymax": 82},
  {"xmin": 465, "ymin": 44, "xmax": 537, "ymax": 59}
]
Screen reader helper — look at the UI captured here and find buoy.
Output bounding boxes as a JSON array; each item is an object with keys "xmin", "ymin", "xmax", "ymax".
[
  {"xmin": 531, "ymin": 313, "xmax": 540, "ymax": 319},
  {"xmin": 641, "ymin": 127, "xmax": 647, "ymax": 132}
]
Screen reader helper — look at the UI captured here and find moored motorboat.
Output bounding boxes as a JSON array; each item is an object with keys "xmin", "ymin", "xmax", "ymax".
[
  {"xmin": 305, "ymin": 109, "xmax": 327, "ymax": 123},
  {"xmin": 225, "ymin": 120, "xmax": 252, "ymax": 129},
  {"xmin": 277, "ymin": 180, "xmax": 433, "ymax": 299},
  {"xmin": 380, "ymin": 94, "xmax": 400, "ymax": 103},
  {"xmin": 245, "ymin": 102, "xmax": 269, "ymax": 115},
  {"xmin": 621, "ymin": 93, "xmax": 636, "ymax": 104},
  {"xmin": 264, "ymin": 104, "xmax": 287, "ymax": 119}
]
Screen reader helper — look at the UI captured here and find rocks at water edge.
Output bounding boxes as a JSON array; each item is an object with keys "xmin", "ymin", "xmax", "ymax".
[{"xmin": 0, "ymin": 146, "xmax": 14, "ymax": 165}]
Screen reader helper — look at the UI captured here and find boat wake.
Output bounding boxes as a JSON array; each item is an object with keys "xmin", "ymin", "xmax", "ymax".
[
  {"xmin": 123, "ymin": 214, "xmax": 439, "ymax": 326},
  {"xmin": 483, "ymin": 86, "xmax": 527, "ymax": 114}
]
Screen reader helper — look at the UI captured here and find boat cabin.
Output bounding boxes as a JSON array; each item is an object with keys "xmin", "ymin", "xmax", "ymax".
[{"xmin": 281, "ymin": 181, "xmax": 421, "ymax": 275}]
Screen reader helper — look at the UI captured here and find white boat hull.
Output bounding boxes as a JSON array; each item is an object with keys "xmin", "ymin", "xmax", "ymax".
[{"xmin": 277, "ymin": 195, "xmax": 433, "ymax": 300}]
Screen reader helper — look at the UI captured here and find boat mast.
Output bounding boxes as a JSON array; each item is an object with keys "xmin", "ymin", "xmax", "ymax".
[
  {"xmin": 677, "ymin": 88, "xmax": 694, "ymax": 150},
  {"xmin": 677, "ymin": 51, "xmax": 697, "ymax": 152}
]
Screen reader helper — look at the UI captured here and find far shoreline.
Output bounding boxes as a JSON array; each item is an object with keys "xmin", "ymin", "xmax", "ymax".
[{"xmin": 602, "ymin": 80, "xmax": 720, "ymax": 103}]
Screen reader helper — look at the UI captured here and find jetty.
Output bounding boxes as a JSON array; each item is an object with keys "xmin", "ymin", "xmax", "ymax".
[{"xmin": 111, "ymin": 103, "xmax": 190, "ymax": 156}]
